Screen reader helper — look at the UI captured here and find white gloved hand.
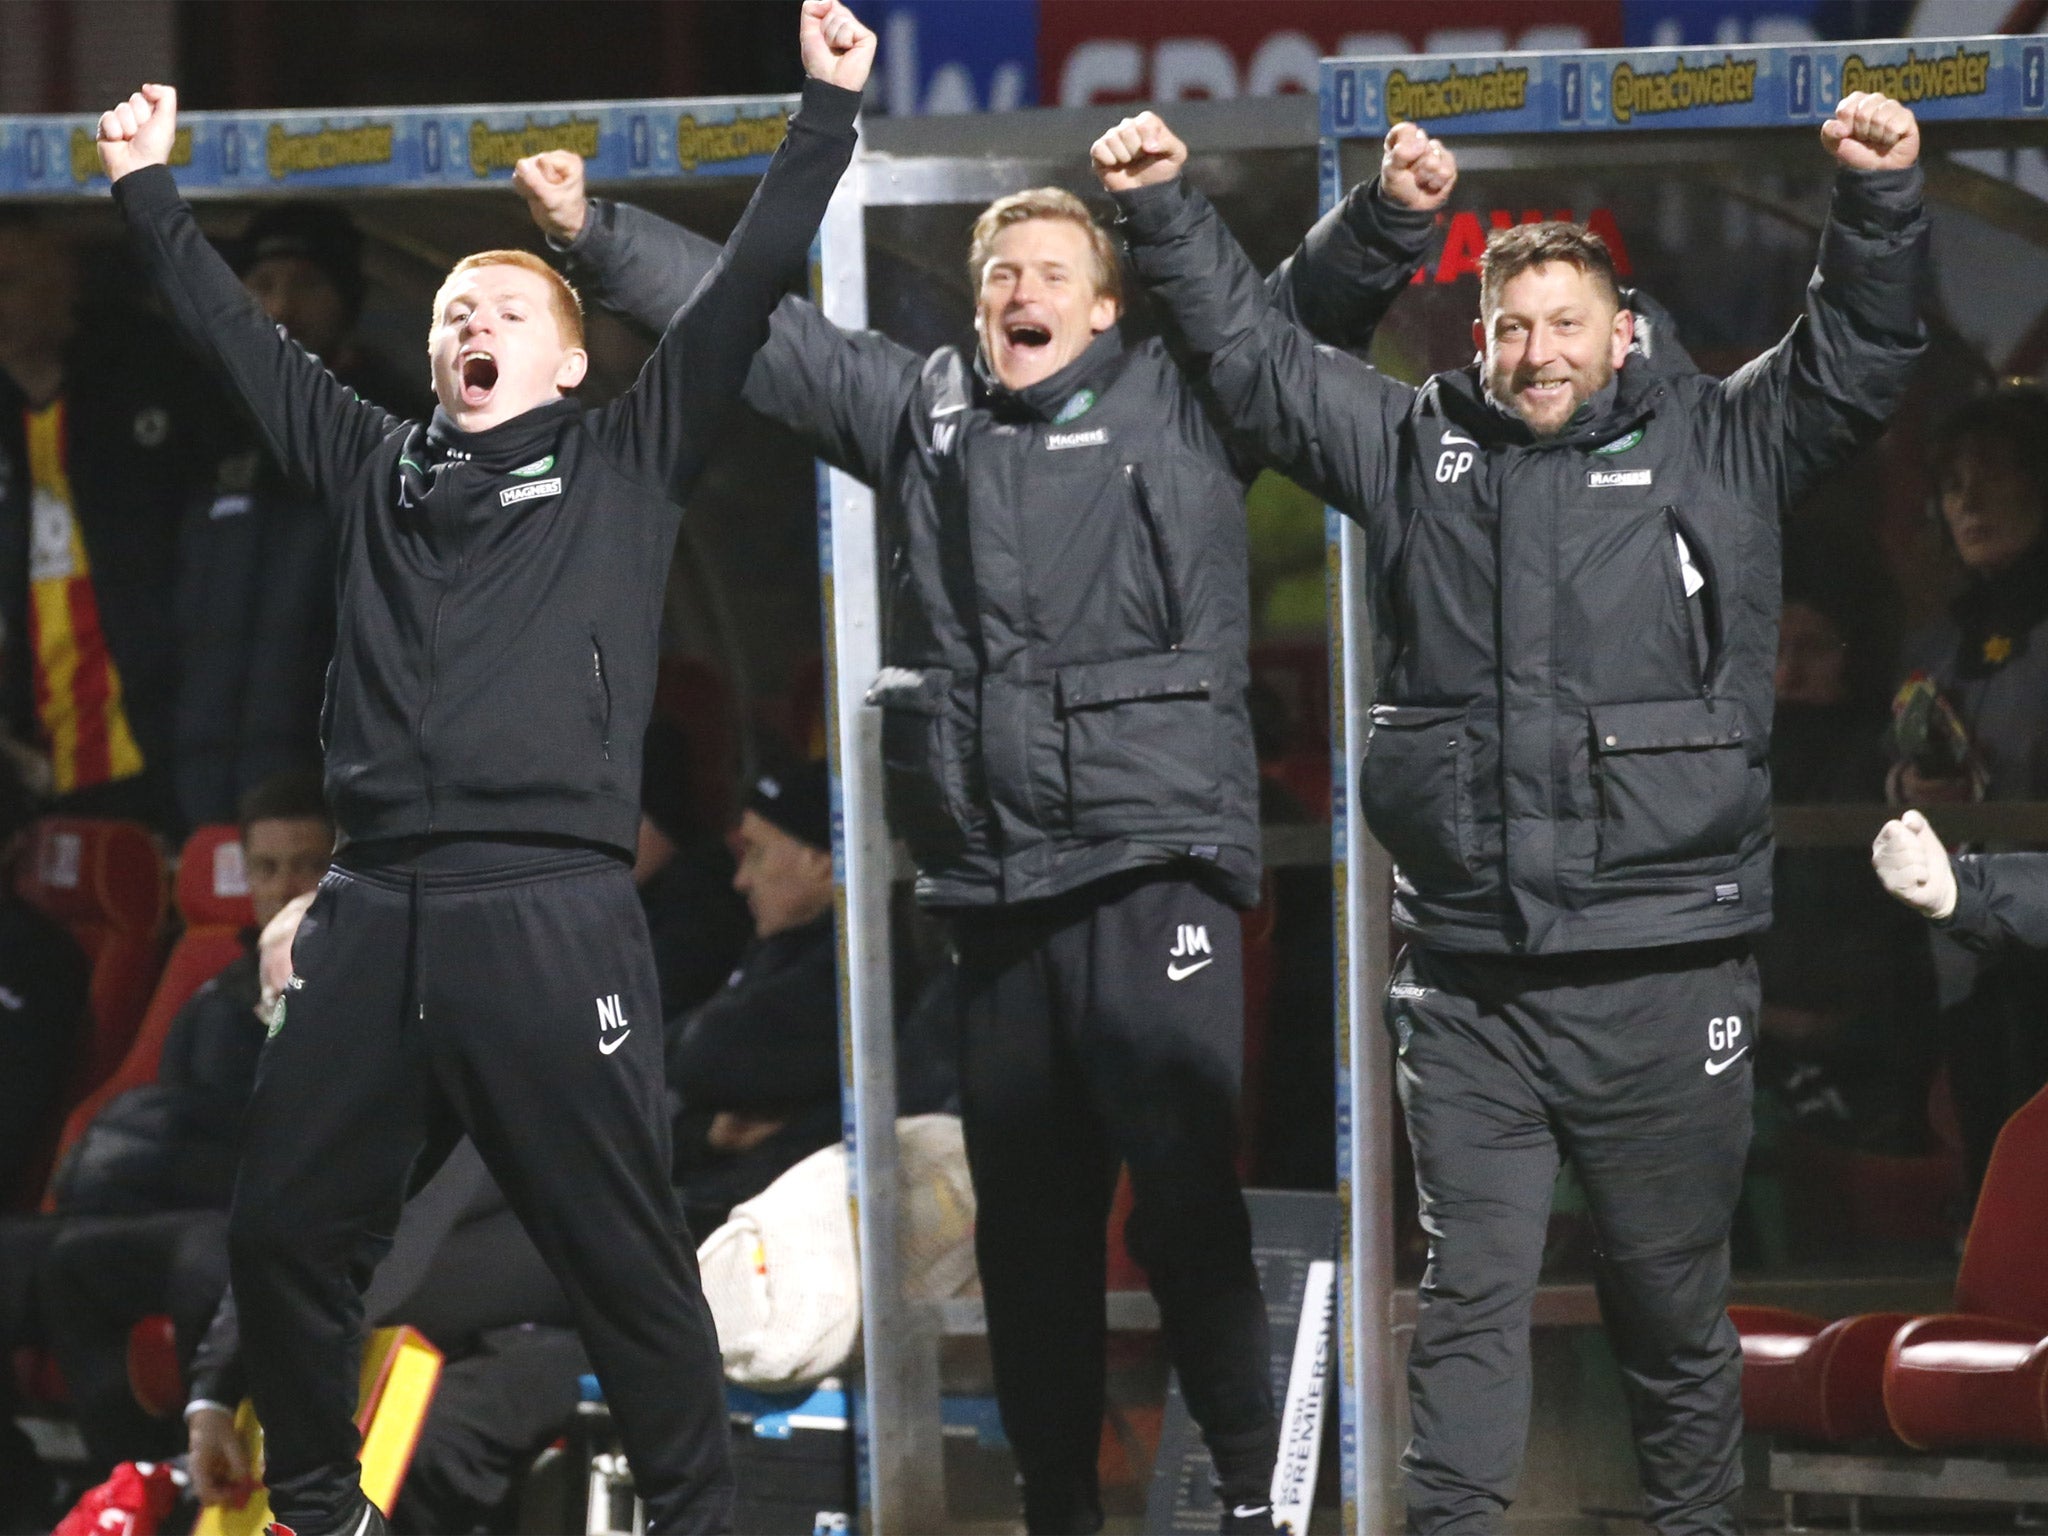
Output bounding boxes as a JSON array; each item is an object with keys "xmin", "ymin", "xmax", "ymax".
[{"xmin": 1872, "ymin": 808, "xmax": 1957, "ymax": 920}]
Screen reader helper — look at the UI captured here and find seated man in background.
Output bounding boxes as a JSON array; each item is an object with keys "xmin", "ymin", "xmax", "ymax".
[
  {"xmin": 0, "ymin": 744, "xmax": 89, "ymax": 1528},
  {"xmin": 636, "ymin": 717, "xmax": 750, "ymax": 1020},
  {"xmin": 2, "ymin": 771, "xmax": 329, "ymax": 1504},
  {"xmin": 184, "ymin": 1139, "xmax": 582, "ymax": 1536},
  {"xmin": 0, "ymin": 740, "xmax": 89, "ymax": 1208},
  {"xmin": 175, "ymin": 204, "xmax": 430, "ymax": 833},
  {"xmin": 668, "ymin": 759, "xmax": 843, "ymax": 1236}
]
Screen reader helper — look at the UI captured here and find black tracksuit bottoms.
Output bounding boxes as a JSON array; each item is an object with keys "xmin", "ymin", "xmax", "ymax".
[
  {"xmin": 228, "ymin": 842, "xmax": 731, "ymax": 1535},
  {"xmin": 952, "ymin": 870, "xmax": 1277, "ymax": 1535},
  {"xmin": 1389, "ymin": 939, "xmax": 1757, "ymax": 1536}
]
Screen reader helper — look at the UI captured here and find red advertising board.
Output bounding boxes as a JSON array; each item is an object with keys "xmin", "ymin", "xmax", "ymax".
[{"xmin": 1039, "ymin": 0, "xmax": 1627, "ymax": 107}]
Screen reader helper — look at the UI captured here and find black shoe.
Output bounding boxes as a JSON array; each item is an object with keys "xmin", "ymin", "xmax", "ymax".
[{"xmin": 1219, "ymin": 1498, "xmax": 1277, "ymax": 1533}]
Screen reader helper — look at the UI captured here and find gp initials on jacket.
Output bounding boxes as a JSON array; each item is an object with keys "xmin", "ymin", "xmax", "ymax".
[{"xmin": 1435, "ymin": 429, "xmax": 1477, "ymax": 484}]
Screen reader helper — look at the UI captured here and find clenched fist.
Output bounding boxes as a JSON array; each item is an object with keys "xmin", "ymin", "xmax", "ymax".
[
  {"xmin": 96, "ymin": 83, "xmax": 178, "ymax": 183},
  {"xmin": 1872, "ymin": 809, "xmax": 1957, "ymax": 920},
  {"xmin": 1091, "ymin": 111, "xmax": 1187, "ymax": 193},
  {"xmin": 1822, "ymin": 91, "xmax": 1919, "ymax": 170},
  {"xmin": 800, "ymin": 0, "xmax": 877, "ymax": 93},
  {"xmin": 1381, "ymin": 122, "xmax": 1456, "ymax": 212},
  {"xmin": 515, "ymin": 150, "xmax": 590, "ymax": 243}
]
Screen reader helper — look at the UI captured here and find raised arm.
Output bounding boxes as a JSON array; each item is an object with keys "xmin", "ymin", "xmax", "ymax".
[
  {"xmin": 1265, "ymin": 122, "xmax": 1446, "ymax": 352},
  {"xmin": 1713, "ymin": 92, "xmax": 1928, "ymax": 508},
  {"xmin": 1094, "ymin": 113, "xmax": 1412, "ymax": 523},
  {"xmin": 102, "ymin": 86, "xmax": 397, "ymax": 508},
  {"xmin": 522, "ymin": 149, "xmax": 918, "ymax": 488},
  {"xmin": 588, "ymin": 0, "xmax": 869, "ymax": 500}
]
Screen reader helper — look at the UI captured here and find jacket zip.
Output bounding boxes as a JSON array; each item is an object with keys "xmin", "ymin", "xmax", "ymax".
[
  {"xmin": 591, "ymin": 628, "xmax": 613, "ymax": 760},
  {"xmin": 1661, "ymin": 504, "xmax": 1718, "ymax": 699},
  {"xmin": 1125, "ymin": 464, "xmax": 1183, "ymax": 650}
]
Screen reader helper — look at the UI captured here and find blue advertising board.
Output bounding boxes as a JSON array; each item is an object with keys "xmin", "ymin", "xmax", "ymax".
[
  {"xmin": 1321, "ymin": 32, "xmax": 2033, "ymax": 138},
  {"xmin": 0, "ymin": 95, "xmax": 796, "ymax": 198}
]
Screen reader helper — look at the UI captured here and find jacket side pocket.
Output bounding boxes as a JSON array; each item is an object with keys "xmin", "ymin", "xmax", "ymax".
[
  {"xmin": 869, "ymin": 666, "xmax": 970, "ymax": 850},
  {"xmin": 1359, "ymin": 703, "xmax": 1472, "ymax": 892}
]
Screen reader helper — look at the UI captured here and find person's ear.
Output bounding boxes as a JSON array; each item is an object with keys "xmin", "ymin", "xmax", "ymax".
[
  {"xmin": 556, "ymin": 347, "xmax": 589, "ymax": 392},
  {"xmin": 1091, "ymin": 292, "xmax": 1120, "ymax": 335},
  {"xmin": 1471, "ymin": 316, "xmax": 1486, "ymax": 357},
  {"xmin": 1610, "ymin": 305, "xmax": 1635, "ymax": 370}
]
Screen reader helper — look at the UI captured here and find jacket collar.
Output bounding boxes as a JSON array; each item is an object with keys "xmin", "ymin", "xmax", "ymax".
[
  {"xmin": 423, "ymin": 396, "xmax": 578, "ymax": 474},
  {"xmin": 973, "ymin": 327, "xmax": 1127, "ymax": 424},
  {"xmin": 1434, "ymin": 356, "xmax": 1662, "ymax": 451}
]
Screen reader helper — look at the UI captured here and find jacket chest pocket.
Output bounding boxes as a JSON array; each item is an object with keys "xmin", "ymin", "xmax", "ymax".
[
  {"xmin": 1053, "ymin": 650, "xmax": 1218, "ymax": 836},
  {"xmin": 870, "ymin": 665, "xmax": 973, "ymax": 850},
  {"xmin": 1359, "ymin": 704, "xmax": 1472, "ymax": 891},
  {"xmin": 1588, "ymin": 698, "xmax": 1752, "ymax": 871}
]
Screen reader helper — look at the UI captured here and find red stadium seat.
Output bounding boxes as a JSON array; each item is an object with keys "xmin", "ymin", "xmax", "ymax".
[
  {"xmin": 42, "ymin": 825, "xmax": 252, "ymax": 1208},
  {"xmin": 10, "ymin": 819, "xmax": 167, "ymax": 1205},
  {"xmin": 1883, "ymin": 1086, "xmax": 2048, "ymax": 1450},
  {"xmin": 14, "ymin": 818, "xmax": 169, "ymax": 1094},
  {"xmin": 1728, "ymin": 1305, "xmax": 1912, "ymax": 1444}
]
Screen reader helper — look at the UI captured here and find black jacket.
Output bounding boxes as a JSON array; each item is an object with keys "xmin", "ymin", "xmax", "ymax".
[
  {"xmin": 559, "ymin": 183, "xmax": 1432, "ymax": 907},
  {"xmin": 48, "ymin": 948, "xmax": 264, "ymax": 1216},
  {"xmin": 114, "ymin": 80, "xmax": 859, "ymax": 858},
  {"xmin": 668, "ymin": 912, "xmax": 840, "ymax": 1118},
  {"xmin": 1118, "ymin": 169, "xmax": 1928, "ymax": 954},
  {"xmin": 1940, "ymin": 852, "xmax": 2048, "ymax": 953}
]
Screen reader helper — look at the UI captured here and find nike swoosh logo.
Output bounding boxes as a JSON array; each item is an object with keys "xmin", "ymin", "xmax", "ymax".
[
  {"xmin": 1231, "ymin": 1506, "xmax": 1271, "ymax": 1521},
  {"xmin": 1704, "ymin": 1047, "xmax": 1749, "ymax": 1076},
  {"xmin": 599, "ymin": 1030, "xmax": 631, "ymax": 1056},
  {"xmin": 1166, "ymin": 958, "xmax": 1214, "ymax": 981},
  {"xmin": 1440, "ymin": 431, "xmax": 1478, "ymax": 447}
]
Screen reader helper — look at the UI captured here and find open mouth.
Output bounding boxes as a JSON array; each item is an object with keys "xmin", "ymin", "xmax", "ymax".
[
  {"xmin": 459, "ymin": 350, "xmax": 498, "ymax": 406},
  {"xmin": 1004, "ymin": 322, "xmax": 1052, "ymax": 354},
  {"xmin": 1519, "ymin": 378, "xmax": 1573, "ymax": 411}
]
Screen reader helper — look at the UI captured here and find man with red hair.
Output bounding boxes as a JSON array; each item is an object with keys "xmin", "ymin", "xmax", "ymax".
[{"xmin": 93, "ymin": 5, "xmax": 874, "ymax": 1531}]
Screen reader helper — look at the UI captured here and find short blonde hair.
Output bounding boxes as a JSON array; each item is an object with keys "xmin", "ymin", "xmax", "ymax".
[
  {"xmin": 432, "ymin": 249, "xmax": 585, "ymax": 350},
  {"xmin": 967, "ymin": 188, "xmax": 1122, "ymax": 306}
]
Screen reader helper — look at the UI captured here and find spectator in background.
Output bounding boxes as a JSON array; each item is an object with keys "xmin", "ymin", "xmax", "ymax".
[
  {"xmin": 664, "ymin": 754, "xmax": 958, "ymax": 1234},
  {"xmin": 1893, "ymin": 384, "xmax": 2048, "ymax": 1201},
  {"xmin": 1894, "ymin": 384, "xmax": 2048, "ymax": 804},
  {"xmin": 174, "ymin": 205, "xmax": 428, "ymax": 831},
  {"xmin": 0, "ymin": 771, "xmax": 329, "ymax": 1514},
  {"xmin": 1750, "ymin": 538, "xmax": 1936, "ymax": 1241},
  {"xmin": 0, "ymin": 740, "xmax": 88, "ymax": 1213},
  {"xmin": 0, "ymin": 209, "xmax": 217, "ymax": 832},
  {"xmin": 667, "ymin": 759, "xmax": 843, "ymax": 1235},
  {"xmin": 184, "ymin": 1139, "xmax": 582, "ymax": 1536},
  {"xmin": 636, "ymin": 717, "xmax": 750, "ymax": 1019}
]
